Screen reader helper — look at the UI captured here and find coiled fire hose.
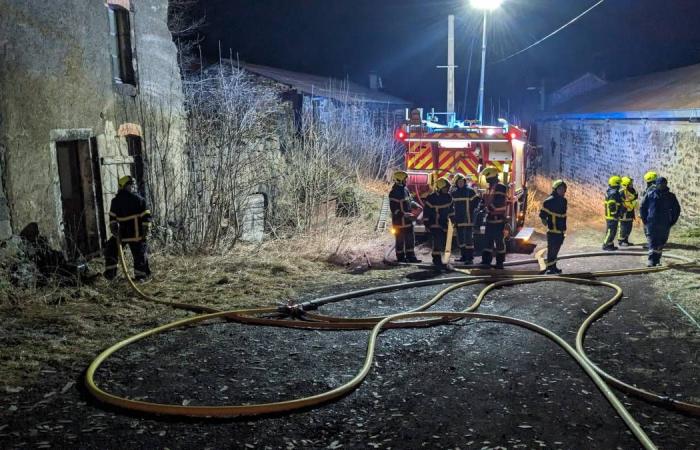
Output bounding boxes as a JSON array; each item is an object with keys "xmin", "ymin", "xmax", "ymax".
[{"xmin": 84, "ymin": 240, "xmax": 698, "ymax": 450}]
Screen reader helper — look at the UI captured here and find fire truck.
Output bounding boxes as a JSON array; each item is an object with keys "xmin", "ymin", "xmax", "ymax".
[{"xmin": 395, "ymin": 108, "xmax": 533, "ymax": 251}]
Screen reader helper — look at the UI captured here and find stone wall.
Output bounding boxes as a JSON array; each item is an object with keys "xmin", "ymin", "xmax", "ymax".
[
  {"xmin": 532, "ymin": 119, "xmax": 699, "ymax": 228},
  {"xmin": 0, "ymin": 0, "xmax": 184, "ymax": 249}
]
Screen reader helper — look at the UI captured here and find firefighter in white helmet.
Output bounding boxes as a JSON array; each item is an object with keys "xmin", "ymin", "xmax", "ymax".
[
  {"xmin": 104, "ymin": 175, "xmax": 152, "ymax": 281},
  {"xmin": 478, "ymin": 167, "xmax": 508, "ymax": 269},
  {"xmin": 388, "ymin": 171, "xmax": 422, "ymax": 263},
  {"xmin": 423, "ymin": 177, "xmax": 455, "ymax": 268}
]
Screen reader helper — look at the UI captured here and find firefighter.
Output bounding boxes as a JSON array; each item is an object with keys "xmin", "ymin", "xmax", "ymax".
[
  {"xmin": 449, "ymin": 173, "xmax": 479, "ymax": 264},
  {"xmin": 388, "ymin": 170, "xmax": 421, "ymax": 263},
  {"xmin": 641, "ymin": 171, "xmax": 658, "ymax": 245},
  {"xmin": 423, "ymin": 177, "xmax": 455, "ymax": 268},
  {"xmin": 479, "ymin": 167, "xmax": 508, "ymax": 269},
  {"xmin": 640, "ymin": 177, "xmax": 681, "ymax": 267},
  {"xmin": 602, "ymin": 175, "xmax": 623, "ymax": 251},
  {"xmin": 539, "ymin": 179, "xmax": 568, "ymax": 274},
  {"xmin": 618, "ymin": 176, "xmax": 638, "ymax": 246},
  {"xmin": 104, "ymin": 175, "xmax": 153, "ymax": 281}
]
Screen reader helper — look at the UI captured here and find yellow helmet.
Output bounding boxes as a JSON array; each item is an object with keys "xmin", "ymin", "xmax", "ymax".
[
  {"xmin": 393, "ymin": 170, "xmax": 408, "ymax": 183},
  {"xmin": 435, "ymin": 177, "xmax": 451, "ymax": 191},
  {"xmin": 608, "ymin": 175, "xmax": 622, "ymax": 187},
  {"xmin": 620, "ymin": 176, "xmax": 633, "ymax": 187},
  {"xmin": 480, "ymin": 166, "xmax": 499, "ymax": 180},
  {"xmin": 118, "ymin": 175, "xmax": 134, "ymax": 189},
  {"xmin": 643, "ymin": 171, "xmax": 658, "ymax": 183},
  {"xmin": 552, "ymin": 179, "xmax": 566, "ymax": 190}
]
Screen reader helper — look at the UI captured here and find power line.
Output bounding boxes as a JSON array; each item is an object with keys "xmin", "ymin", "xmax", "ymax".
[{"xmin": 492, "ymin": 0, "xmax": 606, "ymax": 65}]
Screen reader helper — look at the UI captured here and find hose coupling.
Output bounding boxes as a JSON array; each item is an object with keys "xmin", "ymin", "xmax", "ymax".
[{"xmin": 277, "ymin": 301, "xmax": 306, "ymax": 318}]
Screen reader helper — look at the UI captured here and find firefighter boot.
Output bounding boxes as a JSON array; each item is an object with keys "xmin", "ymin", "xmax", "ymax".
[
  {"xmin": 480, "ymin": 251, "xmax": 492, "ymax": 268},
  {"xmin": 406, "ymin": 253, "xmax": 422, "ymax": 263},
  {"xmin": 602, "ymin": 243, "xmax": 618, "ymax": 251},
  {"xmin": 494, "ymin": 254, "xmax": 505, "ymax": 270},
  {"xmin": 459, "ymin": 248, "xmax": 473, "ymax": 265},
  {"xmin": 432, "ymin": 255, "xmax": 445, "ymax": 269},
  {"xmin": 618, "ymin": 240, "xmax": 633, "ymax": 247}
]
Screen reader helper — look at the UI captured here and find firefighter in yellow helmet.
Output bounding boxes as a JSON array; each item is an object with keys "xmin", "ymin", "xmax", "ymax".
[
  {"xmin": 423, "ymin": 176, "xmax": 455, "ymax": 268},
  {"xmin": 602, "ymin": 175, "xmax": 623, "ymax": 250},
  {"xmin": 617, "ymin": 176, "xmax": 638, "ymax": 246},
  {"xmin": 103, "ymin": 175, "xmax": 153, "ymax": 281},
  {"xmin": 478, "ymin": 167, "xmax": 508, "ymax": 269},
  {"xmin": 641, "ymin": 171, "xmax": 659, "ymax": 244},
  {"xmin": 388, "ymin": 171, "xmax": 422, "ymax": 263},
  {"xmin": 449, "ymin": 173, "xmax": 480, "ymax": 264}
]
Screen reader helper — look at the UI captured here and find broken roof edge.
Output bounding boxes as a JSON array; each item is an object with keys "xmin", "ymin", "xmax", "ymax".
[{"xmin": 221, "ymin": 60, "xmax": 411, "ymax": 107}]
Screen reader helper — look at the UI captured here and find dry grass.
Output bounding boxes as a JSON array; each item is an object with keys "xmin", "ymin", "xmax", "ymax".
[{"xmin": 0, "ymin": 181, "xmax": 403, "ymax": 388}]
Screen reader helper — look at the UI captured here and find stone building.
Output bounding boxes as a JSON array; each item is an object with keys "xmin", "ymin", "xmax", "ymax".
[
  {"xmin": 0, "ymin": 0, "xmax": 184, "ymax": 258},
  {"xmin": 533, "ymin": 63, "xmax": 700, "ymax": 228}
]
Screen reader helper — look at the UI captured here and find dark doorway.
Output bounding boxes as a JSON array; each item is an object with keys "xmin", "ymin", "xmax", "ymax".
[
  {"xmin": 55, "ymin": 140, "xmax": 105, "ymax": 259},
  {"xmin": 126, "ymin": 135, "xmax": 146, "ymax": 198}
]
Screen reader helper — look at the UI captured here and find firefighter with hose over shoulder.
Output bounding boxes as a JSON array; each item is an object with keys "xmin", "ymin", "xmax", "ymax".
[
  {"xmin": 539, "ymin": 179, "xmax": 568, "ymax": 274},
  {"xmin": 478, "ymin": 167, "xmax": 508, "ymax": 269},
  {"xmin": 423, "ymin": 177, "xmax": 454, "ymax": 268},
  {"xmin": 618, "ymin": 176, "xmax": 638, "ymax": 246},
  {"xmin": 388, "ymin": 171, "xmax": 422, "ymax": 263},
  {"xmin": 103, "ymin": 175, "xmax": 153, "ymax": 281},
  {"xmin": 602, "ymin": 175, "xmax": 623, "ymax": 251},
  {"xmin": 449, "ymin": 173, "xmax": 479, "ymax": 264}
]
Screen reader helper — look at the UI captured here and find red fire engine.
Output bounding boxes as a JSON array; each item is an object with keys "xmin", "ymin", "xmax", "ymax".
[{"xmin": 395, "ymin": 109, "xmax": 532, "ymax": 249}]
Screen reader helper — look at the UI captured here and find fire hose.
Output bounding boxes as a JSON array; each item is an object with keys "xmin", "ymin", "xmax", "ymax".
[{"xmin": 84, "ymin": 240, "xmax": 698, "ymax": 450}]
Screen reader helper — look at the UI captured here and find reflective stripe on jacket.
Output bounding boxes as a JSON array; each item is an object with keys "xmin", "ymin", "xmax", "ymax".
[
  {"xmin": 423, "ymin": 192, "xmax": 455, "ymax": 231},
  {"xmin": 389, "ymin": 184, "xmax": 414, "ymax": 228},
  {"xmin": 539, "ymin": 192, "xmax": 567, "ymax": 234},
  {"xmin": 449, "ymin": 185, "xmax": 479, "ymax": 226},
  {"xmin": 620, "ymin": 186, "xmax": 638, "ymax": 221},
  {"xmin": 604, "ymin": 187, "xmax": 623, "ymax": 220},
  {"xmin": 109, "ymin": 190, "xmax": 152, "ymax": 242}
]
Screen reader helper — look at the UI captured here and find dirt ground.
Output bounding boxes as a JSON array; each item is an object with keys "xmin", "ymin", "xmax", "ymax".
[{"xmin": 1, "ymin": 221, "xmax": 699, "ymax": 449}]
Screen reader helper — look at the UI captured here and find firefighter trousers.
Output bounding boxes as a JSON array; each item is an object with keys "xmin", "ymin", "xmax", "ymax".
[
  {"xmin": 430, "ymin": 227, "xmax": 447, "ymax": 265},
  {"xmin": 546, "ymin": 232, "xmax": 565, "ymax": 269},
  {"xmin": 618, "ymin": 220, "xmax": 633, "ymax": 242},
  {"xmin": 104, "ymin": 237, "xmax": 151, "ymax": 280},
  {"xmin": 394, "ymin": 226, "xmax": 416, "ymax": 261},
  {"xmin": 647, "ymin": 225, "xmax": 670, "ymax": 265},
  {"xmin": 456, "ymin": 225, "xmax": 474, "ymax": 260},
  {"xmin": 603, "ymin": 219, "xmax": 618, "ymax": 247},
  {"xmin": 482, "ymin": 222, "xmax": 506, "ymax": 267}
]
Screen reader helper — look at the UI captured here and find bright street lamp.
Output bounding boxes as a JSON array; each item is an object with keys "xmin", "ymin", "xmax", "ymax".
[{"xmin": 470, "ymin": 0, "xmax": 503, "ymax": 124}]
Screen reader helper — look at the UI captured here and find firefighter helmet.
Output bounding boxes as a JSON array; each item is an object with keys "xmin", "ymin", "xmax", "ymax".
[
  {"xmin": 118, "ymin": 175, "xmax": 134, "ymax": 189},
  {"xmin": 643, "ymin": 171, "xmax": 658, "ymax": 183},
  {"xmin": 453, "ymin": 173, "xmax": 468, "ymax": 183},
  {"xmin": 608, "ymin": 175, "xmax": 622, "ymax": 187},
  {"xmin": 480, "ymin": 167, "xmax": 499, "ymax": 180},
  {"xmin": 621, "ymin": 176, "xmax": 633, "ymax": 187},
  {"xmin": 393, "ymin": 170, "xmax": 408, "ymax": 184},
  {"xmin": 435, "ymin": 177, "xmax": 451, "ymax": 191},
  {"xmin": 552, "ymin": 179, "xmax": 567, "ymax": 190}
]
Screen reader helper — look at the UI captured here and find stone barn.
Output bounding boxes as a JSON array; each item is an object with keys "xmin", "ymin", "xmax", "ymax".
[
  {"xmin": 533, "ymin": 63, "xmax": 700, "ymax": 228},
  {"xmin": 0, "ymin": 0, "xmax": 185, "ymax": 258}
]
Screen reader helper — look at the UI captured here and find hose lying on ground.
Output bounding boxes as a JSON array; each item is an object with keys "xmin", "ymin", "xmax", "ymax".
[{"xmin": 85, "ymin": 242, "xmax": 698, "ymax": 450}]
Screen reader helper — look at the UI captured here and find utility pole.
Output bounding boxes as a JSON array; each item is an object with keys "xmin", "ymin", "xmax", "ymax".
[{"xmin": 437, "ymin": 15, "xmax": 458, "ymax": 118}]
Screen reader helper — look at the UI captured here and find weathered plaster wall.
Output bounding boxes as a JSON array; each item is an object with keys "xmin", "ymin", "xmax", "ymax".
[
  {"xmin": 533, "ymin": 119, "xmax": 699, "ymax": 228},
  {"xmin": 0, "ymin": 0, "xmax": 184, "ymax": 249}
]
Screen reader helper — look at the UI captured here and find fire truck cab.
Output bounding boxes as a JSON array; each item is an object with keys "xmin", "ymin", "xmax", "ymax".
[{"xmin": 396, "ymin": 109, "xmax": 531, "ymax": 250}]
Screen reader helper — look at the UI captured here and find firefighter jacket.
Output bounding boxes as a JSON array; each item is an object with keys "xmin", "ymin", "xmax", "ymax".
[
  {"xmin": 423, "ymin": 191, "xmax": 455, "ymax": 231},
  {"xmin": 389, "ymin": 184, "xmax": 415, "ymax": 229},
  {"xmin": 620, "ymin": 186, "xmax": 638, "ymax": 221},
  {"xmin": 109, "ymin": 190, "xmax": 152, "ymax": 243},
  {"xmin": 482, "ymin": 183, "xmax": 508, "ymax": 224},
  {"xmin": 640, "ymin": 186, "xmax": 681, "ymax": 228},
  {"xmin": 603, "ymin": 187, "xmax": 623, "ymax": 220},
  {"xmin": 539, "ymin": 192, "xmax": 567, "ymax": 234},
  {"xmin": 450, "ymin": 185, "xmax": 479, "ymax": 226}
]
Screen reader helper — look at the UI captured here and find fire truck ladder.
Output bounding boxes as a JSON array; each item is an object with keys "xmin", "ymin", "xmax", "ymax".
[{"xmin": 375, "ymin": 196, "xmax": 390, "ymax": 233}]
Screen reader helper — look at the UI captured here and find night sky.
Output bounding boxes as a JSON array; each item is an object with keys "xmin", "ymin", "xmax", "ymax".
[{"xmin": 197, "ymin": 0, "xmax": 700, "ymax": 117}]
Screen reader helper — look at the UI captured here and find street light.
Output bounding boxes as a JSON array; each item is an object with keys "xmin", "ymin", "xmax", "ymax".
[{"xmin": 470, "ymin": 0, "xmax": 503, "ymax": 124}]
